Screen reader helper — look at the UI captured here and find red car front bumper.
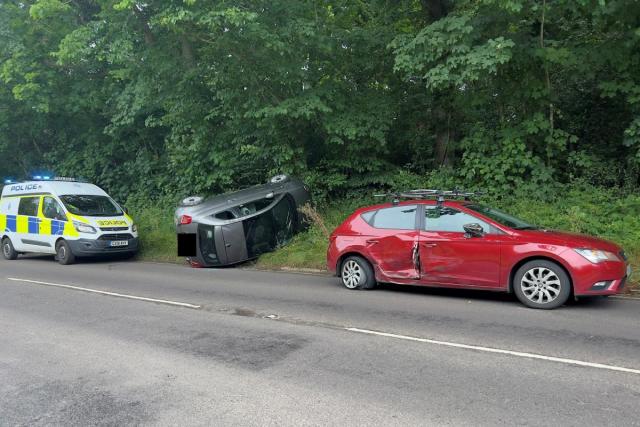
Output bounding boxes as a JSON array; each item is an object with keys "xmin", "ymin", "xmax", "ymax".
[{"xmin": 562, "ymin": 250, "xmax": 630, "ymax": 296}]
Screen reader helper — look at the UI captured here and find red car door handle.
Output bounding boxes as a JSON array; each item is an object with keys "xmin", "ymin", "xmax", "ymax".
[
  {"xmin": 422, "ymin": 242, "xmax": 437, "ymax": 247},
  {"xmin": 366, "ymin": 239, "xmax": 379, "ymax": 245}
]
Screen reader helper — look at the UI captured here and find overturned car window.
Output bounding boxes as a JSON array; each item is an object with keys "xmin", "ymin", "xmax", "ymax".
[
  {"xmin": 215, "ymin": 210, "xmax": 236, "ymax": 220},
  {"xmin": 236, "ymin": 198, "xmax": 273, "ymax": 218},
  {"xmin": 198, "ymin": 225, "xmax": 221, "ymax": 265},
  {"xmin": 238, "ymin": 199, "xmax": 273, "ymax": 218},
  {"xmin": 272, "ymin": 196, "xmax": 295, "ymax": 246},
  {"xmin": 213, "ymin": 198, "xmax": 274, "ymax": 221},
  {"xmin": 243, "ymin": 211, "xmax": 276, "ymax": 258}
]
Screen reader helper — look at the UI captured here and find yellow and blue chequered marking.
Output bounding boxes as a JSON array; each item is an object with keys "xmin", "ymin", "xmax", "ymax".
[
  {"xmin": 2, "ymin": 204, "xmax": 79, "ymax": 237},
  {"xmin": 51, "ymin": 220, "xmax": 65, "ymax": 235},
  {"xmin": 2, "ymin": 194, "xmax": 82, "ymax": 238},
  {"xmin": 4, "ymin": 215, "xmax": 16, "ymax": 232},
  {"xmin": 28, "ymin": 217, "xmax": 40, "ymax": 234},
  {"xmin": 2, "ymin": 214, "xmax": 73, "ymax": 236}
]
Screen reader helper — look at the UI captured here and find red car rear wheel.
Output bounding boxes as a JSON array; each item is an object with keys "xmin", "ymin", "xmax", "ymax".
[{"xmin": 341, "ymin": 256, "xmax": 376, "ymax": 290}]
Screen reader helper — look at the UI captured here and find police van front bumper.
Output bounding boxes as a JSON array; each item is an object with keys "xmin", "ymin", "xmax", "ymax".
[{"xmin": 68, "ymin": 235, "xmax": 139, "ymax": 256}]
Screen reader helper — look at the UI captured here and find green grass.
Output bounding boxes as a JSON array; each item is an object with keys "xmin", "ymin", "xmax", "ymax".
[
  {"xmin": 132, "ymin": 205, "xmax": 183, "ymax": 264},
  {"xmin": 129, "ymin": 185, "xmax": 639, "ymax": 288},
  {"xmin": 256, "ymin": 199, "xmax": 371, "ymax": 270}
]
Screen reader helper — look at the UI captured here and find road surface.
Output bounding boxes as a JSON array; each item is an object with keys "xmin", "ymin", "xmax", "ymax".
[{"xmin": 1, "ymin": 256, "xmax": 639, "ymax": 426}]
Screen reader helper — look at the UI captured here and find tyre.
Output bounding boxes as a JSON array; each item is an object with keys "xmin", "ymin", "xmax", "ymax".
[
  {"xmin": 513, "ymin": 260, "xmax": 571, "ymax": 309},
  {"xmin": 2, "ymin": 237, "xmax": 18, "ymax": 260},
  {"xmin": 270, "ymin": 174, "xmax": 290, "ymax": 184},
  {"xmin": 55, "ymin": 240, "xmax": 76, "ymax": 265},
  {"xmin": 340, "ymin": 256, "xmax": 376, "ymax": 290}
]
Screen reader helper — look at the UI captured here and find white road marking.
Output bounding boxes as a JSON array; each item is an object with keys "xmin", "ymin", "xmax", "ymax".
[
  {"xmin": 346, "ymin": 327, "xmax": 640, "ymax": 375},
  {"xmin": 6, "ymin": 277, "xmax": 201, "ymax": 309}
]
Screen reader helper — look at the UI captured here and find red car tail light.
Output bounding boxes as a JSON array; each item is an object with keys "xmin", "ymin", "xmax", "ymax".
[{"xmin": 179, "ymin": 215, "xmax": 192, "ymax": 225}]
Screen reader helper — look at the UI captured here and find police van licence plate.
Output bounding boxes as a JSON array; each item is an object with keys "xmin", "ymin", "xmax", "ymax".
[{"xmin": 110, "ymin": 240, "xmax": 129, "ymax": 247}]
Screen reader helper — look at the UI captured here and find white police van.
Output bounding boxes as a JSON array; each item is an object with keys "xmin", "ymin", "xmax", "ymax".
[{"xmin": 0, "ymin": 177, "xmax": 138, "ymax": 265}]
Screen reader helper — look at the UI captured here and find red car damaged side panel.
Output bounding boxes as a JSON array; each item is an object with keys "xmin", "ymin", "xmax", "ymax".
[
  {"xmin": 327, "ymin": 212, "xmax": 420, "ymax": 280},
  {"xmin": 418, "ymin": 230, "xmax": 502, "ymax": 288},
  {"xmin": 365, "ymin": 230, "xmax": 420, "ymax": 280}
]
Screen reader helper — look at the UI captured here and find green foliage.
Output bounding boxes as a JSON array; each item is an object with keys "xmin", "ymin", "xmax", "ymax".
[
  {"xmin": 392, "ymin": 15, "xmax": 515, "ymax": 90},
  {"xmin": 0, "ymin": 0, "xmax": 639, "ymax": 202},
  {"xmin": 124, "ymin": 198, "xmax": 182, "ymax": 263}
]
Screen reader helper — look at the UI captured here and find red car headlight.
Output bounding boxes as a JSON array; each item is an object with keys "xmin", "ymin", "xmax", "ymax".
[{"xmin": 574, "ymin": 248, "xmax": 620, "ymax": 264}]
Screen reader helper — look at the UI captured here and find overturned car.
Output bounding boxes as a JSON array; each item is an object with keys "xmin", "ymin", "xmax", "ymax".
[{"xmin": 175, "ymin": 175, "xmax": 310, "ymax": 267}]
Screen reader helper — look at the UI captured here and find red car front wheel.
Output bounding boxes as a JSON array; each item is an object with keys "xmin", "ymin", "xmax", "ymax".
[{"xmin": 513, "ymin": 260, "xmax": 571, "ymax": 309}]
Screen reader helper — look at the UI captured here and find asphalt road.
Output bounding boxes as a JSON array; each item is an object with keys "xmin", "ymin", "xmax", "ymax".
[{"xmin": 1, "ymin": 256, "xmax": 639, "ymax": 426}]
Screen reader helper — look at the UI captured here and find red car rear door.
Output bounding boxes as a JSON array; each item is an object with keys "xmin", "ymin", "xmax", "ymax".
[
  {"xmin": 418, "ymin": 205, "xmax": 502, "ymax": 288},
  {"xmin": 363, "ymin": 204, "xmax": 420, "ymax": 280}
]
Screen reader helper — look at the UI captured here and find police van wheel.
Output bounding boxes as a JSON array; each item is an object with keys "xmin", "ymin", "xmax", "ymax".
[
  {"xmin": 55, "ymin": 240, "xmax": 76, "ymax": 265},
  {"xmin": 2, "ymin": 238, "xmax": 18, "ymax": 260}
]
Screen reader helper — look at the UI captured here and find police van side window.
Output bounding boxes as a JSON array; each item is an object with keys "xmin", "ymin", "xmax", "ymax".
[
  {"xmin": 18, "ymin": 197, "xmax": 40, "ymax": 217},
  {"xmin": 43, "ymin": 197, "xmax": 67, "ymax": 221}
]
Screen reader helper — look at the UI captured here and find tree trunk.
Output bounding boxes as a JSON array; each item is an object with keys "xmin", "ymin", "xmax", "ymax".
[
  {"xmin": 181, "ymin": 36, "xmax": 195, "ymax": 69},
  {"xmin": 434, "ymin": 109, "xmax": 450, "ymax": 167},
  {"xmin": 422, "ymin": 0, "xmax": 451, "ymax": 167}
]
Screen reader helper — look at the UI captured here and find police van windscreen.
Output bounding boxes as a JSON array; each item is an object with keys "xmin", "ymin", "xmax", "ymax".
[{"xmin": 60, "ymin": 195, "xmax": 123, "ymax": 217}]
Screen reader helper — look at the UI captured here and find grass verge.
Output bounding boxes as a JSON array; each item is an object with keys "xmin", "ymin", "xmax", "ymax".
[{"xmin": 130, "ymin": 185, "xmax": 638, "ymax": 288}]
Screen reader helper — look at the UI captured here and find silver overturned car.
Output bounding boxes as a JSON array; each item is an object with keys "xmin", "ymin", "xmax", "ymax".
[{"xmin": 175, "ymin": 175, "xmax": 310, "ymax": 267}]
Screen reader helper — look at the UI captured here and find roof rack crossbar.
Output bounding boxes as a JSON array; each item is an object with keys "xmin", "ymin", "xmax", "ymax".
[{"xmin": 374, "ymin": 189, "xmax": 484, "ymax": 205}]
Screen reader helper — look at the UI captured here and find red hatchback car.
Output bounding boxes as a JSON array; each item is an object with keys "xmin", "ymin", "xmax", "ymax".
[{"xmin": 327, "ymin": 191, "xmax": 631, "ymax": 309}]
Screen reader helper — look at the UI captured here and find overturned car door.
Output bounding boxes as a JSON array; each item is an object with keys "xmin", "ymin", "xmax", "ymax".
[{"xmin": 221, "ymin": 222, "xmax": 248, "ymax": 264}]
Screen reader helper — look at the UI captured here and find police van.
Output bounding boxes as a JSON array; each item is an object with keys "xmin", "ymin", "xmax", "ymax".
[{"xmin": 0, "ymin": 178, "xmax": 138, "ymax": 264}]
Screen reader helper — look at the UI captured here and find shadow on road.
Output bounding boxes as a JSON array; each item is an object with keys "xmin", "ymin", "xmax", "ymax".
[
  {"xmin": 375, "ymin": 282, "xmax": 620, "ymax": 309},
  {"xmin": 377, "ymin": 282, "xmax": 516, "ymax": 304}
]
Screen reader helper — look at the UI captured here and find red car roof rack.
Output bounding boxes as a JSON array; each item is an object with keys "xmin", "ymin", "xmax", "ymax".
[{"xmin": 374, "ymin": 189, "xmax": 484, "ymax": 205}]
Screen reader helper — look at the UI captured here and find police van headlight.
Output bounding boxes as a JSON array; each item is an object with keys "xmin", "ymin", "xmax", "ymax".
[
  {"xmin": 131, "ymin": 224, "xmax": 137, "ymax": 233},
  {"xmin": 74, "ymin": 221, "xmax": 97, "ymax": 234}
]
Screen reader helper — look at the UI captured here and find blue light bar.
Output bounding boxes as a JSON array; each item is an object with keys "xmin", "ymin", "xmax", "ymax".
[{"xmin": 29, "ymin": 170, "xmax": 55, "ymax": 181}]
